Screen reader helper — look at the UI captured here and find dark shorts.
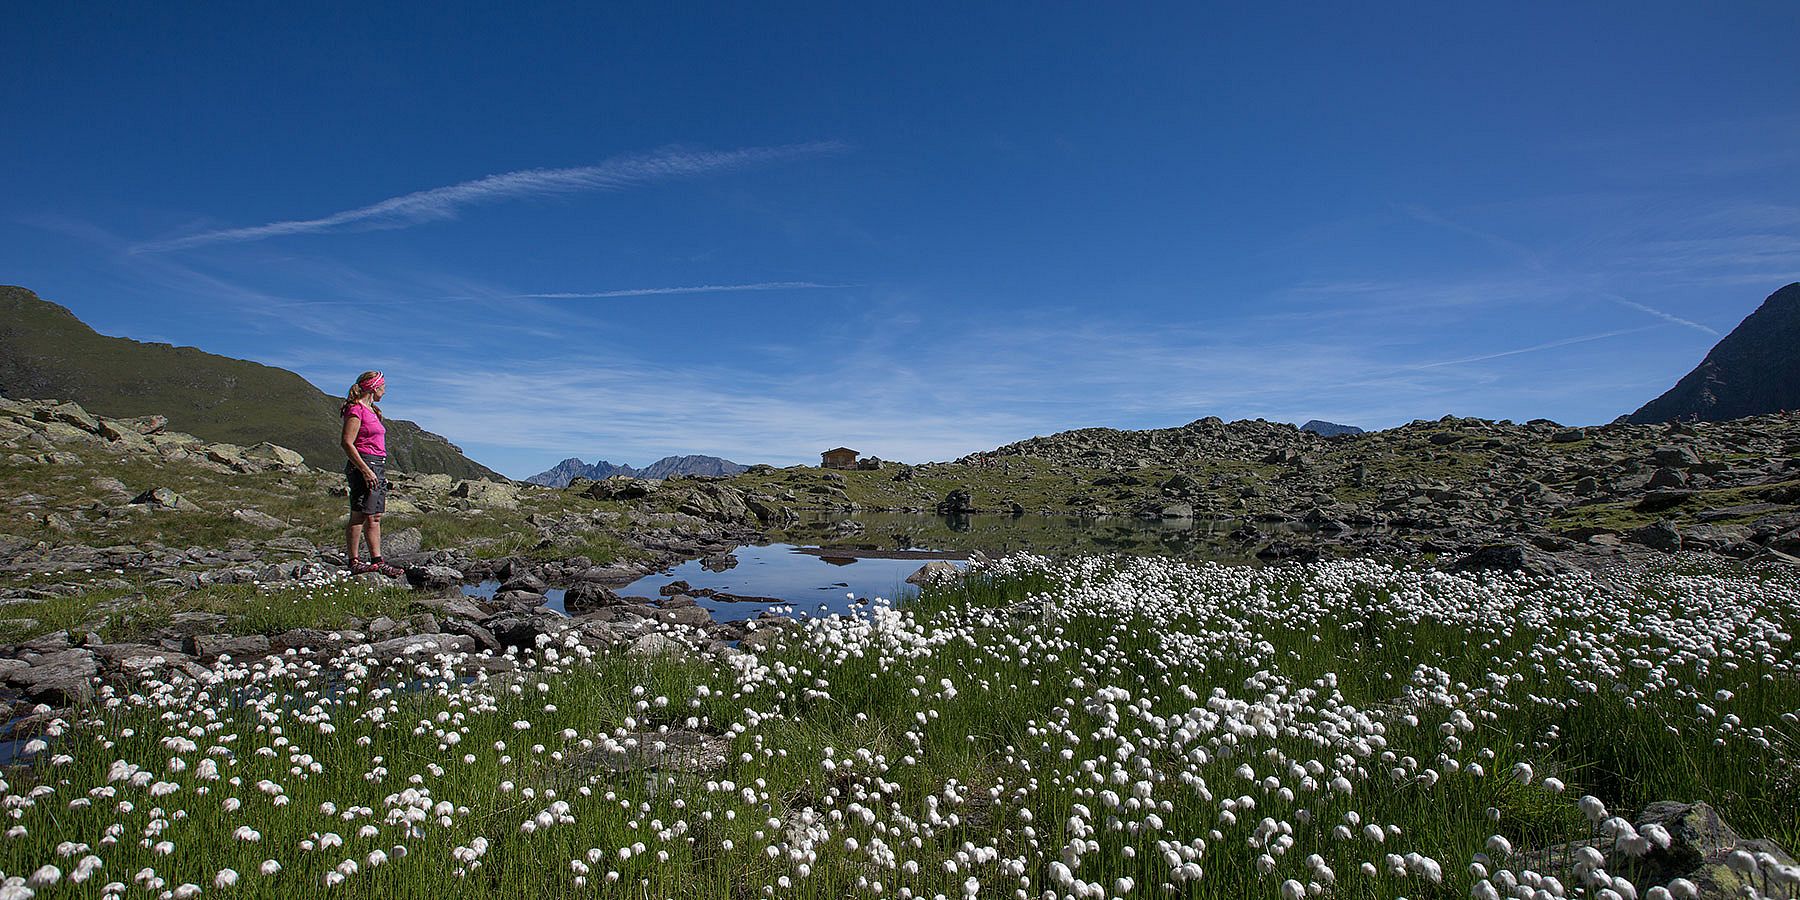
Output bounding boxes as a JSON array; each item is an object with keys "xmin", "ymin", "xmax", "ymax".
[{"xmin": 346, "ymin": 454, "xmax": 387, "ymax": 515}]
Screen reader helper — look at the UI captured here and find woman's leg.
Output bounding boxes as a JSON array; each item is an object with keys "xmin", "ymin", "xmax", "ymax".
[
  {"xmin": 364, "ymin": 513, "xmax": 383, "ymax": 558},
  {"xmin": 346, "ymin": 512, "xmax": 367, "ymax": 562}
]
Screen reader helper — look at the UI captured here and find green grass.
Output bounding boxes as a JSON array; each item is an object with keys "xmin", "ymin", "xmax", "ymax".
[
  {"xmin": 0, "ymin": 578, "xmax": 420, "ymax": 644},
  {"xmin": 7, "ymin": 555, "xmax": 1793, "ymax": 899},
  {"xmin": 1, "ymin": 285, "xmax": 499, "ymax": 478},
  {"xmin": 1548, "ymin": 476, "xmax": 1800, "ymax": 534}
]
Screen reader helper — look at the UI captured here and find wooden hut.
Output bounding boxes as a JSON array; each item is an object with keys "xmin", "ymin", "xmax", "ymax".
[{"xmin": 821, "ymin": 447, "xmax": 859, "ymax": 470}]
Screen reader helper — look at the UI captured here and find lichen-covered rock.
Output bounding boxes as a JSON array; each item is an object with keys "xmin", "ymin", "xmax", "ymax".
[
  {"xmin": 906, "ymin": 560, "xmax": 961, "ymax": 586},
  {"xmin": 451, "ymin": 479, "xmax": 519, "ymax": 508},
  {"xmin": 184, "ymin": 634, "xmax": 271, "ymax": 660}
]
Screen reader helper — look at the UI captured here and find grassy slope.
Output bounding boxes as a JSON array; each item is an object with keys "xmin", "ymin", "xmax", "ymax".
[{"xmin": 0, "ymin": 285, "xmax": 500, "ymax": 479}]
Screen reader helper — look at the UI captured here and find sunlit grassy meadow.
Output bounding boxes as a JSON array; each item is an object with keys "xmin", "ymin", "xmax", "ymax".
[{"xmin": 1, "ymin": 555, "xmax": 1796, "ymax": 898}]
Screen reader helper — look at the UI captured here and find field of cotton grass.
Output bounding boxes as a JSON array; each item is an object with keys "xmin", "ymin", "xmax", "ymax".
[{"xmin": 1, "ymin": 553, "xmax": 1797, "ymax": 899}]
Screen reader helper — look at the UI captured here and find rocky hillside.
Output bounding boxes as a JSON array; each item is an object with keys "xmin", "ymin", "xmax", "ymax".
[
  {"xmin": 723, "ymin": 411, "xmax": 1800, "ymax": 569},
  {"xmin": 526, "ymin": 454, "xmax": 748, "ymax": 487},
  {"xmin": 1630, "ymin": 282, "xmax": 1800, "ymax": 423},
  {"xmin": 0, "ymin": 285, "xmax": 501, "ymax": 479}
]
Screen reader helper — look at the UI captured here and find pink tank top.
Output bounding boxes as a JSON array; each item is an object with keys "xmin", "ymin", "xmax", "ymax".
[{"xmin": 344, "ymin": 403, "xmax": 386, "ymax": 457}]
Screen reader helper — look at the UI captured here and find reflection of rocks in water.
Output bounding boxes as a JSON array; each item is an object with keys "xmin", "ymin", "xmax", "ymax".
[
  {"xmin": 818, "ymin": 555, "xmax": 857, "ymax": 567},
  {"xmin": 701, "ymin": 552, "xmax": 738, "ymax": 572},
  {"xmin": 944, "ymin": 512, "xmax": 972, "ymax": 532}
]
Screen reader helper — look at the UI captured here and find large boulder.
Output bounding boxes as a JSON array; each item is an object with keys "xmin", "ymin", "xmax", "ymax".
[
  {"xmin": 184, "ymin": 634, "xmax": 272, "ymax": 661},
  {"xmin": 1449, "ymin": 543, "xmax": 1576, "ymax": 578},
  {"xmin": 8, "ymin": 649, "xmax": 100, "ymax": 706},
  {"xmin": 243, "ymin": 442, "xmax": 308, "ymax": 469},
  {"xmin": 37, "ymin": 401, "xmax": 100, "ymax": 432},
  {"xmin": 1629, "ymin": 520, "xmax": 1684, "ymax": 553},
  {"xmin": 906, "ymin": 561, "xmax": 962, "ymax": 586},
  {"xmin": 369, "ymin": 633, "xmax": 475, "ymax": 660},
  {"xmin": 936, "ymin": 490, "xmax": 975, "ymax": 515},
  {"xmin": 381, "ymin": 526, "xmax": 423, "ymax": 557},
  {"xmin": 405, "ymin": 565, "xmax": 465, "ymax": 593},
  {"xmin": 451, "ymin": 479, "xmax": 520, "ymax": 508},
  {"xmin": 565, "ymin": 581, "xmax": 622, "ymax": 612},
  {"xmin": 673, "ymin": 482, "xmax": 753, "ymax": 523},
  {"xmin": 584, "ymin": 477, "xmax": 658, "ymax": 501}
]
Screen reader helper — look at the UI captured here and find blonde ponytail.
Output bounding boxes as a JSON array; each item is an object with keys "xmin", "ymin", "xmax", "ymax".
[{"xmin": 342, "ymin": 370, "xmax": 384, "ymax": 417}]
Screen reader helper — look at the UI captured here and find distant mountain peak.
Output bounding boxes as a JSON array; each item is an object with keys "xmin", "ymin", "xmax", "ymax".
[
  {"xmin": 525, "ymin": 454, "xmax": 749, "ymax": 487},
  {"xmin": 1629, "ymin": 282, "xmax": 1800, "ymax": 424},
  {"xmin": 1300, "ymin": 420, "xmax": 1364, "ymax": 437}
]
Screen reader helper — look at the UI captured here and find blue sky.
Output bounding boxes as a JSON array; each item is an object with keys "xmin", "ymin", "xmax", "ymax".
[{"xmin": 4, "ymin": 3, "xmax": 1798, "ymax": 478}]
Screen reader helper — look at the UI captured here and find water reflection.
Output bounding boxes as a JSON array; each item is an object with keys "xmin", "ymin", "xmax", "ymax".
[{"xmin": 780, "ymin": 510, "xmax": 1287, "ymax": 562}]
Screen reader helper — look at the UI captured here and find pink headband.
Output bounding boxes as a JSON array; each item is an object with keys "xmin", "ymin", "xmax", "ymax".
[{"xmin": 359, "ymin": 374, "xmax": 385, "ymax": 391}]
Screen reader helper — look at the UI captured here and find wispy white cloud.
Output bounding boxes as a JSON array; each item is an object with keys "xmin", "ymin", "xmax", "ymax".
[
  {"xmin": 517, "ymin": 281, "xmax": 846, "ymax": 299},
  {"xmin": 1410, "ymin": 327, "xmax": 1658, "ymax": 369},
  {"xmin": 132, "ymin": 142, "xmax": 848, "ymax": 253},
  {"xmin": 1605, "ymin": 295, "xmax": 1719, "ymax": 336}
]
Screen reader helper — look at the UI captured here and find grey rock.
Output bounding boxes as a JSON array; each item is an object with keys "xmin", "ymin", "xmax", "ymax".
[
  {"xmin": 369, "ymin": 633, "xmax": 475, "ymax": 659},
  {"xmin": 20, "ymin": 630, "xmax": 73, "ymax": 653},
  {"xmin": 906, "ymin": 561, "xmax": 962, "ymax": 586},
  {"xmin": 131, "ymin": 487, "xmax": 185, "ymax": 509},
  {"xmin": 493, "ymin": 589, "xmax": 547, "ymax": 607},
  {"xmin": 654, "ymin": 605, "xmax": 713, "ymax": 628},
  {"xmin": 627, "ymin": 633, "xmax": 682, "ymax": 657},
  {"xmin": 499, "ymin": 573, "xmax": 549, "ymax": 595},
  {"xmin": 1637, "ymin": 489, "xmax": 1696, "ymax": 513},
  {"xmin": 1159, "ymin": 502, "xmax": 1195, "ymax": 520},
  {"xmin": 450, "ymin": 479, "xmax": 519, "ymax": 508},
  {"xmin": 737, "ymin": 619, "xmax": 794, "ymax": 651},
  {"xmin": 575, "ymin": 729, "xmax": 729, "ymax": 774},
  {"xmin": 1629, "ymin": 520, "xmax": 1684, "ymax": 552},
  {"xmin": 409, "ymin": 595, "xmax": 489, "ymax": 622},
  {"xmin": 564, "ymin": 581, "xmax": 622, "ymax": 612},
  {"xmin": 405, "ymin": 565, "xmax": 465, "ymax": 593},
  {"xmin": 1652, "ymin": 445, "xmax": 1703, "ymax": 467},
  {"xmin": 486, "ymin": 615, "xmax": 546, "ymax": 651},
  {"xmin": 185, "ymin": 634, "xmax": 271, "ymax": 660},
  {"xmin": 443, "ymin": 620, "xmax": 500, "ymax": 651},
  {"xmin": 14, "ymin": 648, "xmax": 99, "ymax": 705},
  {"xmin": 242, "ymin": 442, "xmax": 307, "ymax": 468},
  {"xmin": 573, "ymin": 564, "xmax": 643, "ymax": 584},
  {"xmin": 270, "ymin": 628, "xmax": 339, "ymax": 652},
  {"xmin": 1449, "ymin": 543, "xmax": 1576, "ymax": 578},
  {"xmin": 381, "ymin": 527, "xmax": 423, "ymax": 557}
]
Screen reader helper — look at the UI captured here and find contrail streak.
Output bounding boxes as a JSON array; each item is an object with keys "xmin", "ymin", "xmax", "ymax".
[{"xmin": 133, "ymin": 142, "xmax": 847, "ymax": 253}]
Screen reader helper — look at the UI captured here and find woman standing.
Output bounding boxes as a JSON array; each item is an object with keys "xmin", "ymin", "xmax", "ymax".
[{"xmin": 341, "ymin": 371, "xmax": 403, "ymax": 576}]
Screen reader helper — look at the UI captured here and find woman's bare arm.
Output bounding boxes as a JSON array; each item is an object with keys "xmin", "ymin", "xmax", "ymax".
[{"xmin": 342, "ymin": 415, "xmax": 375, "ymax": 479}]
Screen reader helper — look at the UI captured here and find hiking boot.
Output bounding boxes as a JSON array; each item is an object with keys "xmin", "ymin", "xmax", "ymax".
[
  {"xmin": 373, "ymin": 560, "xmax": 404, "ymax": 578},
  {"xmin": 348, "ymin": 560, "xmax": 380, "ymax": 575}
]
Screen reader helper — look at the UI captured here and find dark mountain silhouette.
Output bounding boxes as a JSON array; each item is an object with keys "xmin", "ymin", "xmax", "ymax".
[
  {"xmin": 1629, "ymin": 282, "xmax": 1800, "ymax": 424},
  {"xmin": 525, "ymin": 454, "xmax": 749, "ymax": 487},
  {"xmin": 0, "ymin": 285, "xmax": 501, "ymax": 479}
]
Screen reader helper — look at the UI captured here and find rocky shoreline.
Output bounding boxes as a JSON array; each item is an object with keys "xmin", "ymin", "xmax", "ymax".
[{"xmin": 4, "ymin": 394, "xmax": 1800, "ymax": 744}]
